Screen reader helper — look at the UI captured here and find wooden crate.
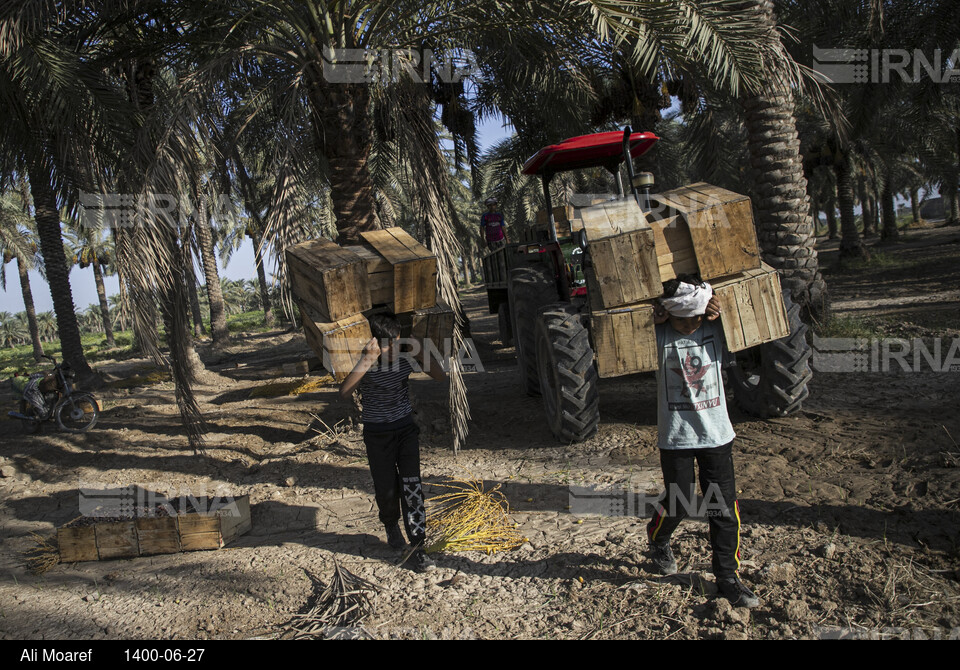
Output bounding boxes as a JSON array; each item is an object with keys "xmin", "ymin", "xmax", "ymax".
[
  {"xmin": 585, "ymin": 228, "xmax": 662, "ymax": 309},
  {"xmin": 286, "ymin": 238, "xmax": 371, "ymax": 322},
  {"xmin": 410, "ymin": 301, "xmax": 455, "ymax": 360},
  {"xmin": 649, "ymin": 214, "xmax": 700, "ymax": 282},
  {"xmin": 535, "ymin": 205, "xmax": 575, "ymax": 238},
  {"xmin": 95, "ymin": 521, "xmax": 139, "ymax": 559},
  {"xmin": 178, "ymin": 514, "xmax": 222, "ymax": 552},
  {"xmin": 299, "ymin": 303, "xmax": 371, "ymax": 382},
  {"xmin": 590, "ymin": 303, "xmax": 658, "ymax": 377},
  {"xmin": 578, "ymin": 198, "xmax": 650, "ymax": 240},
  {"xmin": 649, "ymin": 183, "xmax": 761, "ymax": 280},
  {"xmin": 359, "ymin": 227, "xmax": 437, "ymax": 313},
  {"xmin": 56, "ymin": 495, "xmax": 251, "ymax": 563},
  {"xmin": 136, "ymin": 517, "xmax": 180, "ymax": 556},
  {"xmin": 57, "ymin": 526, "xmax": 98, "ymax": 563},
  {"xmin": 711, "ymin": 263, "xmax": 790, "ymax": 352}
]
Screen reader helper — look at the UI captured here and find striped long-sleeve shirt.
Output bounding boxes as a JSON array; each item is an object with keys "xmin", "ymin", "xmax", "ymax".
[{"xmin": 359, "ymin": 356, "xmax": 414, "ymax": 427}]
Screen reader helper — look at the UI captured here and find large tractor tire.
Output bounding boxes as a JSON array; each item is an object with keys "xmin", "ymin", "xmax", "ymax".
[
  {"xmin": 535, "ymin": 304, "xmax": 600, "ymax": 442},
  {"xmin": 509, "ymin": 266, "xmax": 557, "ymax": 395},
  {"xmin": 728, "ymin": 291, "xmax": 812, "ymax": 417}
]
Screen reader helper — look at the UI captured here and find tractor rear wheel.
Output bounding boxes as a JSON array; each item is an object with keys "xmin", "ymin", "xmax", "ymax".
[
  {"xmin": 535, "ymin": 304, "xmax": 600, "ymax": 442},
  {"xmin": 510, "ymin": 266, "xmax": 557, "ymax": 395},
  {"xmin": 728, "ymin": 291, "xmax": 812, "ymax": 417}
]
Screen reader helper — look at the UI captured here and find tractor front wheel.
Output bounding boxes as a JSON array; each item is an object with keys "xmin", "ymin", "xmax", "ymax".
[
  {"xmin": 535, "ymin": 304, "xmax": 600, "ymax": 442},
  {"xmin": 728, "ymin": 291, "xmax": 812, "ymax": 417},
  {"xmin": 510, "ymin": 266, "xmax": 557, "ymax": 395}
]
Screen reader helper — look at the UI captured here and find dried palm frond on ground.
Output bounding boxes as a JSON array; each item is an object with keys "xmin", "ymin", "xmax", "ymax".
[
  {"xmin": 249, "ymin": 377, "xmax": 331, "ymax": 399},
  {"xmin": 279, "ymin": 561, "xmax": 379, "ymax": 640},
  {"xmin": 426, "ymin": 479, "xmax": 527, "ymax": 555},
  {"xmin": 23, "ymin": 532, "xmax": 59, "ymax": 575}
]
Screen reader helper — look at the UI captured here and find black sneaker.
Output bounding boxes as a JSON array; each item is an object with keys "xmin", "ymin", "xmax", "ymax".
[
  {"xmin": 649, "ymin": 541, "xmax": 678, "ymax": 575},
  {"xmin": 385, "ymin": 523, "xmax": 406, "ymax": 550},
  {"xmin": 717, "ymin": 576, "xmax": 761, "ymax": 608},
  {"xmin": 412, "ymin": 549, "xmax": 436, "ymax": 573}
]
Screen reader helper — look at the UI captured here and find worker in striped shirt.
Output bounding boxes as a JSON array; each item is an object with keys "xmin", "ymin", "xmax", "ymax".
[{"xmin": 339, "ymin": 313, "xmax": 447, "ymax": 572}]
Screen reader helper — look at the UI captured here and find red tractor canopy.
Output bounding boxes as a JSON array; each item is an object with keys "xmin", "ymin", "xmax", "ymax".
[{"xmin": 521, "ymin": 130, "xmax": 659, "ymax": 176}]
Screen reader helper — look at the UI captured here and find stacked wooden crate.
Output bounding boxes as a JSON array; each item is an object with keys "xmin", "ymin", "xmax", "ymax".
[
  {"xmin": 585, "ymin": 183, "xmax": 789, "ymax": 378},
  {"xmin": 287, "ymin": 227, "xmax": 452, "ymax": 380}
]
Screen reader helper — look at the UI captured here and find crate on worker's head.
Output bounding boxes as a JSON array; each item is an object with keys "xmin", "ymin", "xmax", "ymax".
[
  {"xmin": 56, "ymin": 494, "xmax": 251, "ymax": 564},
  {"xmin": 357, "ymin": 227, "xmax": 437, "ymax": 314},
  {"xmin": 580, "ymin": 198, "xmax": 663, "ymax": 310},
  {"xmin": 286, "ymin": 238, "xmax": 371, "ymax": 322},
  {"xmin": 590, "ymin": 302, "xmax": 658, "ymax": 378},
  {"xmin": 406, "ymin": 301, "xmax": 455, "ymax": 361},
  {"xmin": 647, "ymin": 182, "xmax": 761, "ymax": 281},
  {"xmin": 711, "ymin": 263, "xmax": 790, "ymax": 352},
  {"xmin": 299, "ymin": 302, "xmax": 371, "ymax": 382}
]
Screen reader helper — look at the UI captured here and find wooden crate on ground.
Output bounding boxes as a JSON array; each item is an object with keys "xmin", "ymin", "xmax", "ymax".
[
  {"xmin": 359, "ymin": 227, "xmax": 437, "ymax": 313},
  {"xmin": 648, "ymin": 183, "xmax": 761, "ymax": 280},
  {"xmin": 136, "ymin": 517, "xmax": 180, "ymax": 556},
  {"xmin": 711, "ymin": 263, "xmax": 790, "ymax": 352},
  {"xmin": 56, "ymin": 495, "xmax": 251, "ymax": 563},
  {"xmin": 590, "ymin": 303, "xmax": 658, "ymax": 377},
  {"xmin": 299, "ymin": 303, "xmax": 371, "ymax": 382},
  {"xmin": 286, "ymin": 238, "xmax": 371, "ymax": 322},
  {"xmin": 57, "ymin": 526, "xmax": 98, "ymax": 563},
  {"xmin": 95, "ymin": 521, "xmax": 139, "ymax": 559}
]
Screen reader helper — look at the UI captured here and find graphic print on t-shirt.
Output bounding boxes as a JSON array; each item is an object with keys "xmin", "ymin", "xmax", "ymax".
[{"xmin": 665, "ymin": 340, "xmax": 722, "ymax": 412}]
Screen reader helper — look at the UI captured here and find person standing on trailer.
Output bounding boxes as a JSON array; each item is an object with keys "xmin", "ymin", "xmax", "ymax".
[{"xmin": 480, "ymin": 197, "xmax": 508, "ymax": 250}]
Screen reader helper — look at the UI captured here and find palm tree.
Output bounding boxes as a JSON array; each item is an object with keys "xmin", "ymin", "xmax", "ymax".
[
  {"xmin": 0, "ymin": 4, "xmax": 139, "ymax": 382},
  {"xmin": 63, "ymin": 218, "xmax": 116, "ymax": 346},
  {"xmin": 0, "ymin": 189, "xmax": 44, "ymax": 359}
]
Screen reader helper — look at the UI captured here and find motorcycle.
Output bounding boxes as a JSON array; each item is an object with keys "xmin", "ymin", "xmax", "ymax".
[{"xmin": 8, "ymin": 355, "xmax": 100, "ymax": 433}]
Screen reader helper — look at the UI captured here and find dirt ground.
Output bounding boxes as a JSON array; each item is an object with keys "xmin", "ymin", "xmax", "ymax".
[{"xmin": 1, "ymin": 224, "xmax": 960, "ymax": 640}]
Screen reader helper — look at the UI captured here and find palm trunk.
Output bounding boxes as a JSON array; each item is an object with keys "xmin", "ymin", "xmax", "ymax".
[
  {"xmin": 91, "ymin": 261, "xmax": 116, "ymax": 347},
  {"xmin": 187, "ymin": 260, "xmax": 205, "ymax": 338},
  {"xmin": 16, "ymin": 257, "xmax": 44, "ymax": 361},
  {"xmin": 741, "ymin": 1, "xmax": 828, "ymax": 321},
  {"xmin": 945, "ymin": 174, "xmax": 960, "ymax": 224},
  {"xmin": 195, "ymin": 202, "xmax": 229, "ymax": 347},
  {"xmin": 826, "ymin": 197, "xmax": 838, "ymax": 240},
  {"xmin": 880, "ymin": 175, "xmax": 898, "ymax": 240},
  {"xmin": 910, "ymin": 188, "xmax": 922, "ymax": 224},
  {"xmin": 835, "ymin": 154, "xmax": 869, "ymax": 260},
  {"xmin": 309, "ymin": 78, "xmax": 381, "ymax": 244},
  {"xmin": 28, "ymin": 164, "xmax": 94, "ymax": 380},
  {"xmin": 250, "ymin": 229, "xmax": 275, "ymax": 328}
]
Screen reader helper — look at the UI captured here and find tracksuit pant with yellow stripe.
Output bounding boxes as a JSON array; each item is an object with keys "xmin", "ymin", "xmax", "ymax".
[{"xmin": 646, "ymin": 441, "xmax": 741, "ymax": 579}]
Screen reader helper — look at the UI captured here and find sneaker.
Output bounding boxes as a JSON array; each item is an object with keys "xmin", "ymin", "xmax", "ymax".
[
  {"xmin": 412, "ymin": 549, "xmax": 436, "ymax": 573},
  {"xmin": 385, "ymin": 523, "xmax": 406, "ymax": 550},
  {"xmin": 717, "ymin": 576, "xmax": 761, "ymax": 608},
  {"xmin": 649, "ymin": 541, "xmax": 678, "ymax": 575}
]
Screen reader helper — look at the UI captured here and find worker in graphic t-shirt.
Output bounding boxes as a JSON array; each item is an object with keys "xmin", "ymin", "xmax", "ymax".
[{"xmin": 480, "ymin": 197, "xmax": 508, "ymax": 250}]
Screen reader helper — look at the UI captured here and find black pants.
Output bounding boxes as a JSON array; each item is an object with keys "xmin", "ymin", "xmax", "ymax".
[
  {"xmin": 363, "ymin": 420, "xmax": 426, "ymax": 546},
  {"xmin": 646, "ymin": 441, "xmax": 741, "ymax": 579}
]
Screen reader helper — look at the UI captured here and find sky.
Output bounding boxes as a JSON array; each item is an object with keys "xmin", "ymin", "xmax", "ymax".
[{"xmin": 0, "ymin": 114, "xmax": 515, "ymax": 316}]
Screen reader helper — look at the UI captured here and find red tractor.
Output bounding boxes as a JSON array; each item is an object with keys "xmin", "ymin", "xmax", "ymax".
[{"xmin": 481, "ymin": 128, "xmax": 811, "ymax": 442}]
